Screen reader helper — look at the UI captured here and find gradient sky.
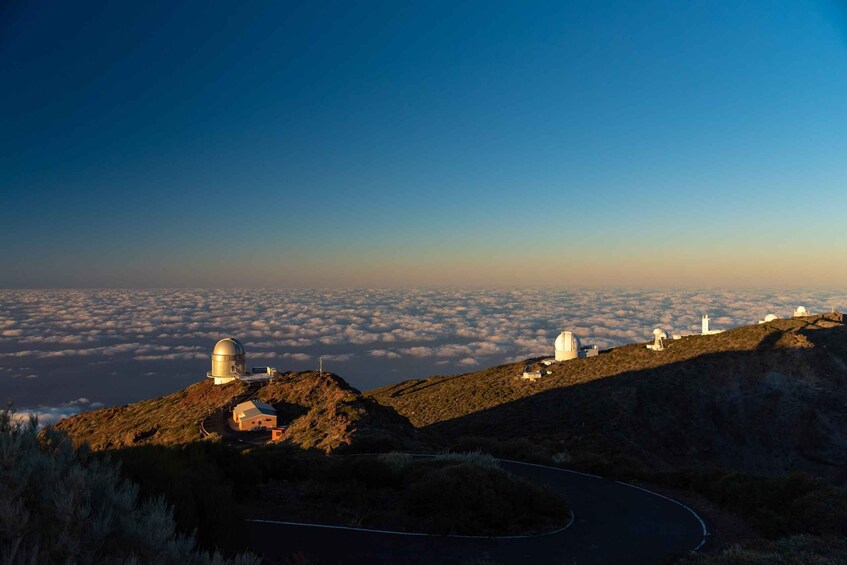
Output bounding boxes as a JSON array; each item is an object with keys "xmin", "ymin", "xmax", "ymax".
[{"xmin": 2, "ymin": 1, "xmax": 847, "ymax": 288}]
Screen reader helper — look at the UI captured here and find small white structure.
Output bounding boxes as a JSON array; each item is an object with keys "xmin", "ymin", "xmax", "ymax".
[
  {"xmin": 701, "ymin": 315, "xmax": 724, "ymax": 335},
  {"xmin": 759, "ymin": 314, "xmax": 780, "ymax": 324},
  {"xmin": 522, "ymin": 370, "xmax": 545, "ymax": 381},
  {"xmin": 554, "ymin": 331, "xmax": 581, "ymax": 361},
  {"xmin": 646, "ymin": 328, "xmax": 667, "ymax": 351},
  {"xmin": 793, "ymin": 306, "xmax": 809, "ymax": 318},
  {"xmin": 581, "ymin": 345, "xmax": 599, "ymax": 357}
]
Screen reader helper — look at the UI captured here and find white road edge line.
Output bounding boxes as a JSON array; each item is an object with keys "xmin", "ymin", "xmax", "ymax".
[
  {"xmin": 410, "ymin": 453, "xmax": 708, "ymax": 552},
  {"xmin": 248, "ymin": 510, "xmax": 575, "ymax": 540},
  {"xmin": 247, "ymin": 452, "xmax": 708, "ymax": 552},
  {"xmin": 614, "ymin": 481, "xmax": 710, "ymax": 551}
]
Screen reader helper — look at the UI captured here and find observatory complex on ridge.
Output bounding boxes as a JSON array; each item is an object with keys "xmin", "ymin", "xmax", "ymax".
[{"xmin": 523, "ymin": 330, "xmax": 598, "ymax": 381}]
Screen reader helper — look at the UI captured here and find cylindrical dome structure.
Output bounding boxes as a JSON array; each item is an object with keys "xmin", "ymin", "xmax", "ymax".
[
  {"xmin": 554, "ymin": 331, "xmax": 581, "ymax": 362},
  {"xmin": 209, "ymin": 337, "xmax": 246, "ymax": 384},
  {"xmin": 764, "ymin": 314, "xmax": 779, "ymax": 322},
  {"xmin": 793, "ymin": 306, "xmax": 808, "ymax": 317}
]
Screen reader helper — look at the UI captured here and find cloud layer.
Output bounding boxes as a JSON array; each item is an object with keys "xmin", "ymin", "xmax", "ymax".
[{"xmin": 2, "ymin": 288, "xmax": 844, "ymax": 421}]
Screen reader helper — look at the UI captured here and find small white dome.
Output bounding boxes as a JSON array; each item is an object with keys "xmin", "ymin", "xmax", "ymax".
[
  {"xmin": 796, "ymin": 306, "xmax": 807, "ymax": 314},
  {"xmin": 554, "ymin": 331, "xmax": 581, "ymax": 361},
  {"xmin": 554, "ymin": 331, "xmax": 580, "ymax": 352},
  {"xmin": 763, "ymin": 314, "xmax": 779, "ymax": 322}
]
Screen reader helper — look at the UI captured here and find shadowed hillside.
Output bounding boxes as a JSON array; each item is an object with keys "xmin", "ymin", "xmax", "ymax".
[
  {"xmin": 56, "ymin": 371, "xmax": 417, "ymax": 453},
  {"xmin": 370, "ymin": 313, "xmax": 847, "ymax": 481}
]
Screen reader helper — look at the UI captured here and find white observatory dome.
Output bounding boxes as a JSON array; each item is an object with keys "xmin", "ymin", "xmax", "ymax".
[
  {"xmin": 554, "ymin": 331, "xmax": 581, "ymax": 362},
  {"xmin": 763, "ymin": 314, "xmax": 779, "ymax": 322},
  {"xmin": 793, "ymin": 306, "xmax": 808, "ymax": 318},
  {"xmin": 209, "ymin": 337, "xmax": 246, "ymax": 384}
]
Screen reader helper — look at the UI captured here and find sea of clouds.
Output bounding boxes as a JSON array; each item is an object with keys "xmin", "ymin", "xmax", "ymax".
[{"xmin": 1, "ymin": 288, "xmax": 844, "ymax": 424}]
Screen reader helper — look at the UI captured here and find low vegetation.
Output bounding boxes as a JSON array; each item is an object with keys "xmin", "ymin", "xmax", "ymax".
[
  {"xmin": 54, "ymin": 379, "xmax": 248, "ymax": 449},
  {"xmin": 55, "ymin": 371, "xmax": 418, "ymax": 454},
  {"xmin": 659, "ymin": 470, "xmax": 847, "ymax": 540},
  {"xmin": 675, "ymin": 535, "xmax": 847, "ymax": 565},
  {"xmin": 370, "ymin": 313, "xmax": 847, "ymax": 483},
  {"xmin": 104, "ymin": 443, "xmax": 570, "ymax": 558},
  {"xmin": 0, "ymin": 408, "xmax": 258, "ymax": 564},
  {"xmin": 255, "ymin": 371, "xmax": 418, "ymax": 453},
  {"xmin": 250, "ymin": 450, "xmax": 570, "ymax": 536}
]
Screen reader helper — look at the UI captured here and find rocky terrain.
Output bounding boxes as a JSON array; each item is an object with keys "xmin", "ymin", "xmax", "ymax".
[
  {"xmin": 371, "ymin": 313, "xmax": 847, "ymax": 482},
  {"xmin": 55, "ymin": 371, "xmax": 417, "ymax": 453},
  {"xmin": 255, "ymin": 371, "xmax": 418, "ymax": 453},
  {"xmin": 54, "ymin": 378, "xmax": 248, "ymax": 449}
]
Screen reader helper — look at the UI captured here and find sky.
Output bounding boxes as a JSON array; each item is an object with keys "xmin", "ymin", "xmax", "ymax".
[{"xmin": 2, "ymin": 1, "xmax": 847, "ymax": 288}]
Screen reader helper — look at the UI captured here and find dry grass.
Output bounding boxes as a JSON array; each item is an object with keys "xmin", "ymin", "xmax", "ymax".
[
  {"xmin": 55, "ymin": 371, "xmax": 417, "ymax": 454},
  {"xmin": 55, "ymin": 380, "xmax": 247, "ymax": 450},
  {"xmin": 369, "ymin": 313, "xmax": 847, "ymax": 481}
]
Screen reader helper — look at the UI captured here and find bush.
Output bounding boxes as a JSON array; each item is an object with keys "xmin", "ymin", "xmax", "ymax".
[
  {"xmin": 0, "ymin": 408, "xmax": 258, "ymax": 564},
  {"xmin": 401, "ymin": 459, "xmax": 565, "ymax": 535},
  {"xmin": 661, "ymin": 470, "xmax": 847, "ymax": 539},
  {"xmin": 434, "ymin": 450, "xmax": 500, "ymax": 470},
  {"xmin": 675, "ymin": 534, "xmax": 847, "ymax": 564},
  {"xmin": 111, "ymin": 441, "xmax": 260, "ymax": 555},
  {"xmin": 247, "ymin": 451, "xmax": 569, "ymax": 536}
]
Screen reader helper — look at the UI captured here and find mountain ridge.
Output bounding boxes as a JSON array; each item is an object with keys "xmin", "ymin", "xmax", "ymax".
[
  {"xmin": 370, "ymin": 312, "xmax": 847, "ymax": 481},
  {"xmin": 55, "ymin": 370, "xmax": 417, "ymax": 453}
]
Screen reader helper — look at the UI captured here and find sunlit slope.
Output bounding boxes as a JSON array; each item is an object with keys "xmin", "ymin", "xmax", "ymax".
[
  {"xmin": 55, "ymin": 371, "xmax": 416, "ymax": 453},
  {"xmin": 370, "ymin": 313, "xmax": 847, "ymax": 479},
  {"xmin": 54, "ymin": 379, "xmax": 247, "ymax": 449}
]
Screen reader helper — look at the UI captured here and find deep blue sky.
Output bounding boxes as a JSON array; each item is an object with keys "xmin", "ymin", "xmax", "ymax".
[{"xmin": 3, "ymin": 1, "xmax": 846, "ymax": 287}]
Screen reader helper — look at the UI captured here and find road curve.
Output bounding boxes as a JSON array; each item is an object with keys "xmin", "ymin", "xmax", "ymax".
[{"xmin": 248, "ymin": 458, "xmax": 708, "ymax": 564}]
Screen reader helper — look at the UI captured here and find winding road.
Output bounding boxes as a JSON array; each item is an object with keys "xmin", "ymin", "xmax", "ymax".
[{"xmin": 248, "ymin": 457, "xmax": 708, "ymax": 564}]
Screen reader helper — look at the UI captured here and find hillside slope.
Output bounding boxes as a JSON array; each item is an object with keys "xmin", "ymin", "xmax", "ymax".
[
  {"xmin": 54, "ymin": 379, "xmax": 247, "ymax": 449},
  {"xmin": 370, "ymin": 313, "xmax": 847, "ymax": 481},
  {"xmin": 56, "ymin": 371, "xmax": 416, "ymax": 453},
  {"xmin": 255, "ymin": 371, "xmax": 418, "ymax": 452}
]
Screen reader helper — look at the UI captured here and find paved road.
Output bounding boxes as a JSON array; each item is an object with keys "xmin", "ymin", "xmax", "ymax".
[{"xmin": 248, "ymin": 458, "xmax": 707, "ymax": 564}]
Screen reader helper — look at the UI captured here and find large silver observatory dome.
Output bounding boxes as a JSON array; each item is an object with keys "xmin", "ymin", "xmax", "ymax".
[{"xmin": 210, "ymin": 337, "xmax": 246, "ymax": 381}]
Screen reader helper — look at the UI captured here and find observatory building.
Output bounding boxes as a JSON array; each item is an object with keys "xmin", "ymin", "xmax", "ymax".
[
  {"xmin": 553, "ymin": 331, "xmax": 598, "ymax": 362},
  {"xmin": 555, "ymin": 331, "xmax": 580, "ymax": 361},
  {"xmin": 646, "ymin": 328, "xmax": 667, "ymax": 351},
  {"xmin": 207, "ymin": 337, "xmax": 277, "ymax": 385},
  {"xmin": 701, "ymin": 315, "xmax": 724, "ymax": 335},
  {"xmin": 793, "ymin": 306, "xmax": 809, "ymax": 318},
  {"xmin": 209, "ymin": 338, "xmax": 247, "ymax": 385},
  {"xmin": 232, "ymin": 399, "xmax": 277, "ymax": 430},
  {"xmin": 759, "ymin": 313, "xmax": 780, "ymax": 324}
]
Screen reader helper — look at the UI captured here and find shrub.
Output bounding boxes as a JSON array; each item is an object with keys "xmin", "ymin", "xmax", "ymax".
[
  {"xmin": 0, "ymin": 408, "xmax": 258, "ymax": 564},
  {"xmin": 111, "ymin": 441, "xmax": 259, "ymax": 555},
  {"xmin": 434, "ymin": 450, "xmax": 500, "ymax": 470},
  {"xmin": 661, "ymin": 469, "xmax": 847, "ymax": 539}
]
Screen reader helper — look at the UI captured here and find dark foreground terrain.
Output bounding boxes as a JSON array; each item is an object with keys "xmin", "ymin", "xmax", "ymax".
[{"xmin": 250, "ymin": 457, "xmax": 706, "ymax": 564}]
